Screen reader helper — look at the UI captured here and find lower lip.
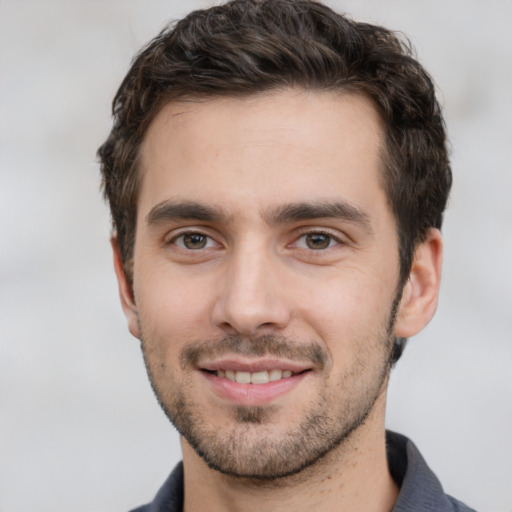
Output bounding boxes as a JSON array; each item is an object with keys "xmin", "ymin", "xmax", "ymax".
[{"xmin": 202, "ymin": 371, "xmax": 310, "ymax": 406}]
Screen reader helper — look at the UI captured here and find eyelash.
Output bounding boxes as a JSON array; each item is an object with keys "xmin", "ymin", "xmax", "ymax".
[
  {"xmin": 292, "ymin": 230, "xmax": 343, "ymax": 251},
  {"xmin": 168, "ymin": 231, "xmax": 218, "ymax": 250},
  {"xmin": 167, "ymin": 229, "xmax": 344, "ymax": 252}
]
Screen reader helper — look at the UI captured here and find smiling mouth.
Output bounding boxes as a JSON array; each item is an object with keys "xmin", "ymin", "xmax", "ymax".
[{"xmin": 202, "ymin": 368, "xmax": 310, "ymax": 384}]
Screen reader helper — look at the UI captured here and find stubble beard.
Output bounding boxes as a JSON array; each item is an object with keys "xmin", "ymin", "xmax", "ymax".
[{"xmin": 139, "ymin": 298, "xmax": 399, "ymax": 481}]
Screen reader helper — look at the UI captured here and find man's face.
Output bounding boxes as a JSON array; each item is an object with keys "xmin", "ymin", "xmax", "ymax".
[{"xmin": 123, "ymin": 90, "xmax": 407, "ymax": 478}]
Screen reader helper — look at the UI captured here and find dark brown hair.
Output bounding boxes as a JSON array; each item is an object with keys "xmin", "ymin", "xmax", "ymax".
[{"xmin": 98, "ymin": 0, "xmax": 451, "ymax": 290}]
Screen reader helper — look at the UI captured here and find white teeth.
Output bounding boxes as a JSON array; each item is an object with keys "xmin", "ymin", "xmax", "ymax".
[
  {"xmin": 251, "ymin": 371, "xmax": 269, "ymax": 384},
  {"xmin": 269, "ymin": 369, "xmax": 283, "ymax": 381},
  {"xmin": 235, "ymin": 371, "xmax": 251, "ymax": 384},
  {"xmin": 215, "ymin": 369, "xmax": 296, "ymax": 383}
]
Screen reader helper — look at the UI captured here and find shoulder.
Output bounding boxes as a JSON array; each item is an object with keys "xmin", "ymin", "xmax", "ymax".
[
  {"xmin": 127, "ymin": 462, "xmax": 184, "ymax": 512},
  {"xmin": 387, "ymin": 431, "xmax": 477, "ymax": 512}
]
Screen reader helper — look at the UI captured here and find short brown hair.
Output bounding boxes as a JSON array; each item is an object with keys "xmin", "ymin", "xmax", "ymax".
[{"xmin": 98, "ymin": 0, "xmax": 451, "ymax": 288}]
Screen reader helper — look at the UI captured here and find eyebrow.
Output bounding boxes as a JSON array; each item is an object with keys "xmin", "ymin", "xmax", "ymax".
[
  {"xmin": 146, "ymin": 200, "xmax": 226, "ymax": 226},
  {"xmin": 266, "ymin": 201, "xmax": 373, "ymax": 233},
  {"xmin": 146, "ymin": 199, "xmax": 372, "ymax": 233}
]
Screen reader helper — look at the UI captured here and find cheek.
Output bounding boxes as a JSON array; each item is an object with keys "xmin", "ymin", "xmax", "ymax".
[
  {"xmin": 135, "ymin": 266, "xmax": 218, "ymax": 348},
  {"xmin": 293, "ymin": 268, "xmax": 396, "ymax": 360},
  {"xmin": 302, "ymin": 270, "xmax": 393, "ymax": 324}
]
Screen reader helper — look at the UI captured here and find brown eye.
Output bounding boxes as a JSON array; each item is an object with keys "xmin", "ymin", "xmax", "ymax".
[
  {"xmin": 170, "ymin": 231, "xmax": 220, "ymax": 253},
  {"xmin": 183, "ymin": 233, "xmax": 208, "ymax": 249},
  {"xmin": 304, "ymin": 233, "xmax": 332, "ymax": 250}
]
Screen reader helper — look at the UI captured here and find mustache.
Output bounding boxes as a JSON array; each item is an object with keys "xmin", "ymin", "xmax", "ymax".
[{"xmin": 180, "ymin": 334, "xmax": 327, "ymax": 370}]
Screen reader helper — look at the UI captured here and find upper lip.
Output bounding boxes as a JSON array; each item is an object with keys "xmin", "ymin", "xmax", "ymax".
[{"xmin": 199, "ymin": 357, "xmax": 313, "ymax": 373}]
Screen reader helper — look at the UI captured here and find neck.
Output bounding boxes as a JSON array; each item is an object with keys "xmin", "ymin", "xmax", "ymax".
[{"xmin": 181, "ymin": 400, "xmax": 398, "ymax": 512}]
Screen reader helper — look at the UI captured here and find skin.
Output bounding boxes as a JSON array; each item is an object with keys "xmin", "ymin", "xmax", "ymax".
[{"xmin": 113, "ymin": 89, "xmax": 443, "ymax": 512}]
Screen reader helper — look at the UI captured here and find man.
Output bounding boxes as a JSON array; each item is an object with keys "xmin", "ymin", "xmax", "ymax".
[{"xmin": 98, "ymin": 1, "xmax": 476, "ymax": 510}]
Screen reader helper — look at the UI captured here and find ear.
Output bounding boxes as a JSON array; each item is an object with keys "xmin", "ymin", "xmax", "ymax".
[
  {"xmin": 394, "ymin": 228, "xmax": 443, "ymax": 338},
  {"xmin": 111, "ymin": 236, "xmax": 141, "ymax": 339}
]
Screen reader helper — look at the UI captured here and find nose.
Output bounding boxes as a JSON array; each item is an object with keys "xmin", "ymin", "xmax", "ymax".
[{"xmin": 212, "ymin": 245, "xmax": 291, "ymax": 336}]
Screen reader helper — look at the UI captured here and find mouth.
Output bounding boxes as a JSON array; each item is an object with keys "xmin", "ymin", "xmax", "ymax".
[
  {"xmin": 199, "ymin": 360, "xmax": 313, "ymax": 405},
  {"xmin": 202, "ymin": 368, "xmax": 306, "ymax": 384}
]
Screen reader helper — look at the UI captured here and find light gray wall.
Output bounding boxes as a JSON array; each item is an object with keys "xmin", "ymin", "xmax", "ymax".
[{"xmin": 1, "ymin": 1, "xmax": 510, "ymax": 511}]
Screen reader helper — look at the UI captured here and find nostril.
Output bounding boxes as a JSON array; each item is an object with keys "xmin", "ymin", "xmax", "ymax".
[{"xmin": 217, "ymin": 321, "xmax": 238, "ymax": 334}]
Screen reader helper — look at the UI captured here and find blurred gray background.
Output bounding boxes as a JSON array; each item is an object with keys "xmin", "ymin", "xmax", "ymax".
[{"xmin": 1, "ymin": 1, "xmax": 511, "ymax": 511}]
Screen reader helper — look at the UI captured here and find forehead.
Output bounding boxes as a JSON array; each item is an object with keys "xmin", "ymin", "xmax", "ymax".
[{"xmin": 138, "ymin": 89, "xmax": 387, "ymax": 222}]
